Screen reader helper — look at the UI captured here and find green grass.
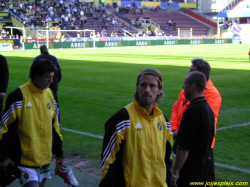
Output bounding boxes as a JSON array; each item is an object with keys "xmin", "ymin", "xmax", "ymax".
[{"xmin": 1, "ymin": 44, "xmax": 250, "ymax": 183}]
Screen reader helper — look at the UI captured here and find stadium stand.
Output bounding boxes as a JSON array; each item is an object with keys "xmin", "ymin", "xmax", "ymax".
[
  {"xmin": 0, "ymin": 0, "xmax": 225, "ymax": 39},
  {"xmin": 114, "ymin": 7, "xmax": 211, "ymax": 37},
  {"xmin": 221, "ymin": 0, "xmax": 246, "ymax": 12}
]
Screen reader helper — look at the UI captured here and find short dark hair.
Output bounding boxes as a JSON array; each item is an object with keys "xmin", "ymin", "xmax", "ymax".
[
  {"xmin": 40, "ymin": 45, "xmax": 48, "ymax": 53},
  {"xmin": 186, "ymin": 71, "xmax": 207, "ymax": 94},
  {"xmin": 134, "ymin": 68, "xmax": 165, "ymax": 104},
  {"xmin": 30, "ymin": 58, "xmax": 57, "ymax": 80},
  {"xmin": 191, "ymin": 58, "xmax": 211, "ymax": 80}
]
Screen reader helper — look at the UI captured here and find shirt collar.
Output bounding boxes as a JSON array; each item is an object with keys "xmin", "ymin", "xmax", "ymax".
[
  {"xmin": 190, "ymin": 96, "xmax": 206, "ymax": 104},
  {"xmin": 42, "ymin": 51, "xmax": 49, "ymax": 55},
  {"xmin": 28, "ymin": 80, "xmax": 47, "ymax": 94},
  {"xmin": 133, "ymin": 98, "xmax": 163, "ymax": 118}
]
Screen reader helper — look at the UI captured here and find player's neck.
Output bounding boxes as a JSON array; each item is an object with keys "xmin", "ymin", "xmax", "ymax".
[{"xmin": 189, "ymin": 94, "xmax": 204, "ymax": 103}]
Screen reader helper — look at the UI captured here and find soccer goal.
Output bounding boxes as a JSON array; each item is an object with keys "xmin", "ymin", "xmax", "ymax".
[
  {"xmin": 178, "ymin": 28, "xmax": 193, "ymax": 39},
  {"xmin": 34, "ymin": 29, "xmax": 96, "ymax": 49}
]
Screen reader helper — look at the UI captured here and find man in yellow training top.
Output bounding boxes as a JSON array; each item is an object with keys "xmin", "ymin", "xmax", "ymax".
[
  {"xmin": 99, "ymin": 68, "xmax": 173, "ymax": 187},
  {"xmin": 0, "ymin": 59, "xmax": 64, "ymax": 187}
]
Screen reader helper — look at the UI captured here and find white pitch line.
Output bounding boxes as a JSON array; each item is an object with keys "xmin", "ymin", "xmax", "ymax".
[
  {"xmin": 61, "ymin": 122, "xmax": 250, "ymax": 140},
  {"xmin": 61, "ymin": 122, "xmax": 250, "ymax": 174},
  {"xmin": 215, "ymin": 163, "xmax": 250, "ymax": 174},
  {"xmin": 217, "ymin": 122, "xmax": 250, "ymax": 131},
  {"xmin": 171, "ymin": 154, "xmax": 250, "ymax": 174},
  {"xmin": 61, "ymin": 127, "xmax": 103, "ymax": 139}
]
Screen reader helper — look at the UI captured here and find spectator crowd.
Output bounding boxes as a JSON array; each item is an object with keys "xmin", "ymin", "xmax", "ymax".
[{"xmin": 0, "ymin": 0, "xmax": 177, "ymax": 39}]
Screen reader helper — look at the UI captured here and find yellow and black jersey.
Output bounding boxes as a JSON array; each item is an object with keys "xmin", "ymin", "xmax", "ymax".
[
  {"xmin": 0, "ymin": 80, "xmax": 63, "ymax": 167},
  {"xmin": 100, "ymin": 99, "xmax": 173, "ymax": 187}
]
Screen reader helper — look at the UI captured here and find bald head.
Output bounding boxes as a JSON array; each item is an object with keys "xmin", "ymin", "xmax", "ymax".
[
  {"xmin": 185, "ymin": 71, "xmax": 207, "ymax": 94},
  {"xmin": 184, "ymin": 71, "xmax": 207, "ymax": 101},
  {"xmin": 40, "ymin": 45, "xmax": 48, "ymax": 53}
]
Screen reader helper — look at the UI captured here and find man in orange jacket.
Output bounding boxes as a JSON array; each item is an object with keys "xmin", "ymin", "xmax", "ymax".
[{"xmin": 170, "ymin": 58, "xmax": 222, "ymax": 182}]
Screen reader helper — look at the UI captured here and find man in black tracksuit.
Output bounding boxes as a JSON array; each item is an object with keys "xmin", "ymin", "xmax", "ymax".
[
  {"xmin": 33, "ymin": 45, "xmax": 62, "ymax": 96},
  {"xmin": 0, "ymin": 55, "xmax": 9, "ymax": 115}
]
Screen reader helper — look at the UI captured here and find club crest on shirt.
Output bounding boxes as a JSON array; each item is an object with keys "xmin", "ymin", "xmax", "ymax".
[
  {"xmin": 24, "ymin": 172, "xmax": 29, "ymax": 180},
  {"xmin": 47, "ymin": 102, "xmax": 51, "ymax": 110},
  {"xmin": 157, "ymin": 122, "xmax": 163, "ymax": 131}
]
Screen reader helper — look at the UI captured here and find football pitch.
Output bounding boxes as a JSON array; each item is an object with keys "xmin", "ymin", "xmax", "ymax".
[{"xmin": 1, "ymin": 44, "xmax": 250, "ymax": 186}]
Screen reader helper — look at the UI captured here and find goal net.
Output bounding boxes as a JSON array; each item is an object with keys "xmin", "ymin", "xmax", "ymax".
[
  {"xmin": 178, "ymin": 28, "xmax": 192, "ymax": 39},
  {"xmin": 32, "ymin": 29, "xmax": 96, "ymax": 49}
]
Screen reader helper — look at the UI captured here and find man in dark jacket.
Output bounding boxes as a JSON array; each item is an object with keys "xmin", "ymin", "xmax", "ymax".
[
  {"xmin": 172, "ymin": 71, "xmax": 215, "ymax": 186},
  {"xmin": 0, "ymin": 55, "xmax": 9, "ymax": 115},
  {"xmin": 33, "ymin": 45, "xmax": 62, "ymax": 96}
]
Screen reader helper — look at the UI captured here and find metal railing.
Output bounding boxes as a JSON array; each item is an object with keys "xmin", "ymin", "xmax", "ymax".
[
  {"xmin": 139, "ymin": 18, "xmax": 161, "ymax": 29},
  {"xmin": 122, "ymin": 28, "xmax": 133, "ymax": 36},
  {"xmin": 139, "ymin": 19, "xmax": 151, "ymax": 27},
  {"xmin": 12, "ymin": 14, "xmax": 31, "ymax": 28},
  {"xmin": 151, "ymin": 20, "xmax": 161, "ymax": 29}
]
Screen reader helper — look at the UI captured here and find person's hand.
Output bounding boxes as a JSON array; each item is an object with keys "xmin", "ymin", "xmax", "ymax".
[
  {"xmin": 56, "ymin": 157, "xmax": 64, "ymax": 168},
  {"xmin": 0, "ymin": 158, "xmax": 15, "ymax": 176},
  {"xmin": 0, "ymin": 92, "xmax": 6, "ymax": 98},
  {"xmin": 173, "ymin": 130, "xmax": 178, "ymax": 140},
  {"xmin": 171, "ymin": 173, "xmax": 179, "ymax": 186}
]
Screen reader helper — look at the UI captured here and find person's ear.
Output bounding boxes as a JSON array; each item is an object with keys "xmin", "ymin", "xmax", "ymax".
[
  {"xmin": 192, "ymin": 83, "xmax": 195, "ymax": 89},
  {"xmin": 157, "ymin": 89, "xmax": 162, "ymax": 95}
]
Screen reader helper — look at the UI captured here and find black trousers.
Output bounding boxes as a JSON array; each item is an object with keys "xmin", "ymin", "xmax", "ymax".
[{"xmin": 208, "ymin": 149, "xmax": 215, "ymax": 182}]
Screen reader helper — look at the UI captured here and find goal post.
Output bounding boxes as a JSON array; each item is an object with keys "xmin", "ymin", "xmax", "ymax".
[
  {"xmin": 33, "ymin": 29, "xmax": 96, "ymax": 49},
  {"xmin": 178, "ymin": 28, "xmax": 193, "ymax": 39}
]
